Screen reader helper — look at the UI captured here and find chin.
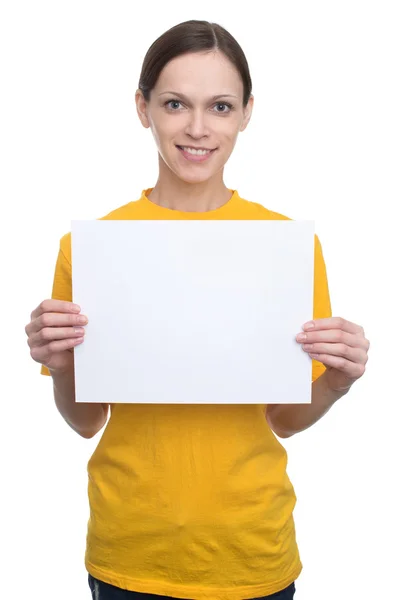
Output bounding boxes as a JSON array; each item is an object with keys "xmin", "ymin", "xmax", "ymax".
[
  {"xmin": 174, "ymin": 171, "xmax": 216, "ymax": 185},
  {"xmin": 173, "ymin": 161, "xmax": 225, "ymax": 185}
]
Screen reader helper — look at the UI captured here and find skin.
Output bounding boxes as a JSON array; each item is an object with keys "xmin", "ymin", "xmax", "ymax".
[
  {"xmin": 26, "ymin": 50, "xmax": 370, "ymax": 437},
  {"xmin": 135, "ymin": 50, "xmax": 253, "ymax": 212},
  {"xmin": 296, "ymin": 317, "xmax": 370, "ymax": 393}
]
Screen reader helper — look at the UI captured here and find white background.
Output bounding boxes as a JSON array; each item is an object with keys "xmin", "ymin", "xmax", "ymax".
[{"xmin": 1, "ymin": 1, "xmax": 395, "ymax": 599}]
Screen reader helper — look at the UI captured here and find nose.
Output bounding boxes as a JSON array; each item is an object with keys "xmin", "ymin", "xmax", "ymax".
[{"xmin": 185, "ymin": 109, "xmax": 210, "ymax": 139}]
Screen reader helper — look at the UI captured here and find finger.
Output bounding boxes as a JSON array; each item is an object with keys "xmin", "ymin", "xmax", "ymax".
[
  {"xmin": 29, "ymin": 311, "xmax": 88, "ymax": 334},
  {"xmin": 30, "ymin": 299, "xmax": 81, "ymax": 321},
  {"xmin": 28, "ymin": 326, "xmax": 86, "ymax": 348},
  {"xmin": 303, "ymin": 317, "xmax": 363, "ymax": 335},
  {"xmin": 302, "ymin": 342, "xmax": 368, "ymax": 364},
  {"xmin": 30, "ymin": 336, "xmax": 85, "ymax": 363},
  {"xmin": 298, "ymin": 329, "xmax": 365, "ymax": 348},
  {"xmin": 307, "ymin": 353, "xmax": 366, "ymax": 379}
]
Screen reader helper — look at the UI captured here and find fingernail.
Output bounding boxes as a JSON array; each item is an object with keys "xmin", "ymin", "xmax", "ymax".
[
  {"xmin": 304, "ymin": 322, "xmax": 315, "ymax": 330},
  {"xmin": 78, "ymin": 315, "xmax": 88, "ymax": 324}
]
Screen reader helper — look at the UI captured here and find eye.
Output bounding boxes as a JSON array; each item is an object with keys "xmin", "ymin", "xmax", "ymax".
[
  {"xmin": 164, "ymin": 100, "xmax": 183, "ymax": 111},
  {"xmin": 164, "ymin": 99, "xmax": 234, "ymax": 114},
  {"xmin": 213, "ymin": 102, "xmax": 233, "ymax": 114}
]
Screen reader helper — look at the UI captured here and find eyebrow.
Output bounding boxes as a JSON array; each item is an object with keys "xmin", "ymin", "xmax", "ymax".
[{"xmin": 158, "ymin": 91, "xmax": 238, "ymax": 101}]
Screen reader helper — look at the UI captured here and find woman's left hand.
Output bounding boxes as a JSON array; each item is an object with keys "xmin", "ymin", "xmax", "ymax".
[{"xmin": 296, "ymin": 317, "xmax": 370, "ymax": 392}]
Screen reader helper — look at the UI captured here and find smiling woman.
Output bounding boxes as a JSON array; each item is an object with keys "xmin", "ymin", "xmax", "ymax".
[
  {"xmin": 29, "ymin": 18, "xmax": 348, "ymax": 600},
  {"xmin": 134, "ymin": 21, "xmax": 254, "ymax": 211}
]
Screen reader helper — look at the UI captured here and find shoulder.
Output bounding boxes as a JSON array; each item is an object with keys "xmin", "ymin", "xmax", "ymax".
[
  {"xmin": 237, "ymin": 194, "xmax": 293, "ymax": 221},
  {"xmin": 58, "ymin": 198, "xmax": 143, "ymax": 260},
  {"xmin": 237, "ymin": 194, "xmax": 323, "ymax": 248},
  {"xmin": 98, "ymin": 199, "xmax": 143, "ymax": 221}
]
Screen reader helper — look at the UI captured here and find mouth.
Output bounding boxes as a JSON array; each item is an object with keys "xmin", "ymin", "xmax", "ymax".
[{"xmin": 176, "ymin": 145, "xmax": 217, "ymax": 162}]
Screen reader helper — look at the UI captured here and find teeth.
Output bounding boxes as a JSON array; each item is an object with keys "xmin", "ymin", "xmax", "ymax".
[{"xmin": 180, "ymin": 147, "xmax": 211, "ymax": 156}]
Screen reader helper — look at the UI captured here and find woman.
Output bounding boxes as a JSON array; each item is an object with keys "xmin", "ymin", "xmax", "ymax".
[{"xmin": 25, "ymin": 20, "xmax": 369, "ymax": 600}]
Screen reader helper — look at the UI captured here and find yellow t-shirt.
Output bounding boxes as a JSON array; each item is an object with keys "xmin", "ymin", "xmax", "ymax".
[{"xmin": 41, "ymin": 188, "xmax": 331, "ymax": 599}]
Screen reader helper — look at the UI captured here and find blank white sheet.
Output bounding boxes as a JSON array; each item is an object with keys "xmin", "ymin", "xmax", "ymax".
[{"xmin": 71, "ymin": 220, "xmax": 315, "ymax": 404}]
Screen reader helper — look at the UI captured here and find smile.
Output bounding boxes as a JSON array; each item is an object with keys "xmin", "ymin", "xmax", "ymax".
[{"xmin": 176, "ymin": 145, "xmax": 217, "ymax": 162}]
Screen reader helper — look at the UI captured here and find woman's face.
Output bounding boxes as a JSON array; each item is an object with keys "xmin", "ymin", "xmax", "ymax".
[{"xmin": 136, "ymin": 51, "xmax": 253, "ymax": 184}]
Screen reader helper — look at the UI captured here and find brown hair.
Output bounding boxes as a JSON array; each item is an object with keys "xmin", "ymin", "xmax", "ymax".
[{"xmin": 138, "ymin": 20, "xmax": 252, "ymax": 107}]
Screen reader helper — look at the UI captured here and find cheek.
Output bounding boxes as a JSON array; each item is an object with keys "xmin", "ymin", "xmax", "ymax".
[
  {"xmin": 154, "ymin": 122, "xmax": 180, "ymax": 148},
  {"xmin": 218, "ymin": 130, "xmax": 240, "ymax": 153},
  {"xmin": 217, "ymin": 119, "xmax": 240, "ymax": 140}
]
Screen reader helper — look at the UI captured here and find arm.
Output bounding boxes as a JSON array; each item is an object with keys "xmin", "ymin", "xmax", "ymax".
[
  {"xmin": 51, "ymin": 361, "xmax": 109, "ymax": 439},
  {"xmin": 265, "ymin": 370, "xmax": 348, "ymax": 438}
]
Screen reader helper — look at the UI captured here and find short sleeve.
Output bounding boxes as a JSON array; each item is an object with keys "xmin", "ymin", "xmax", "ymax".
[
  {"xmin": 41, "ymin": 234, "xmax": 73, "ymax": 376},
  {"xmin": 312, "ymin": 234, "xmax": 332, "ymax": 382}
]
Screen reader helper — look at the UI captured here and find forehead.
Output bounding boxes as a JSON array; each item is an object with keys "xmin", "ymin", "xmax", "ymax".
[{"xmin": 154, "ymin": 51, "xmax": 243, "ymax": 97}]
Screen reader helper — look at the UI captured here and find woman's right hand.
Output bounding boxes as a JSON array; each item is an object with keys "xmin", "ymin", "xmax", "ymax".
[{"xmin": 25, "ymin": 299, "xmax": 88, "ymax": 373}]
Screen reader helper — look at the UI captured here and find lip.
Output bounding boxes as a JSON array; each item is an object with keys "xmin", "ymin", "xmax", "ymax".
[
  {"xmin": 176, "ymin": 145, "xmax": 215, "ymax": 151},
  {"xmin": 176, "ymin": 145, "xmax": 217, "ymax": 163}
]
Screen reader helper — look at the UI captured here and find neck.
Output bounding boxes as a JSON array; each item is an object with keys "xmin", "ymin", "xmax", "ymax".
[{"xmin": 147, "ymin": 157, "xmax": 232, "ymax": 212}]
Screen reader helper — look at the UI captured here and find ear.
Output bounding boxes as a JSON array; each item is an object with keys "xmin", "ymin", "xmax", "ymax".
[
  {"xmin": 135, "ymin": 89, "xmax": 151, "ymax": 129},
  {"xmin": 240, "ymin": 94, "xmax": 254, "ymax": 133}
]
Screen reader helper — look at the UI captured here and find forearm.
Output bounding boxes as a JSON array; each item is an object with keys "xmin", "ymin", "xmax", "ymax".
[
  {"xmin": 50, "ymin": 362, "xmax": 108, "ymax": 438},
  {"xmin": 266, "ymin": 370, "xmax": 349, "ymax": 438}
]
